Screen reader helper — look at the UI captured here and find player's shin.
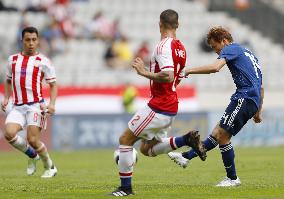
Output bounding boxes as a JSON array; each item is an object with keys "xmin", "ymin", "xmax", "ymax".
[
  {"xmin": 35, "ymin": 142, "xmax": 53, "ymax": 169},
  {"xmin": 118, "ymin": 145, "xmax": 134, "ymax": 188},
  {"xmin": 182, "ymin": 135, "xmax": 218, "ymax": 160},
  {"xmin": 219, "ymin": 143, "xmax": 237, "ymax": 180},
  {"xmin": 8, "ymin": 135, "xmax": 37, "ymax": 158}
]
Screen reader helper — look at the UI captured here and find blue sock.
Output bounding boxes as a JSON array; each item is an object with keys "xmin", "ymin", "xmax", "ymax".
[
  {"xmin": 25, "ymin": 146, "xmax": 37, "ymax": 158},
  {"xmin": 120, "ymin": 177, "xmax": 132, "ymax": 188},
  {"xmin": 182, "ymin": 135, "xmax": 218, "ymax": 160},
  {"xmin": 219, "ymin": 143, "xmax": 237, "ymax": 180},
  {"xmin": 174, "ymin": 136, "xmax": 186, "ymax": 148}
]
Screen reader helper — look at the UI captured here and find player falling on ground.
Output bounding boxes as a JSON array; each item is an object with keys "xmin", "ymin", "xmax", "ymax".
[
  {"xmin": 110, "ymin": 9, "xmax": 207, "ymax": 197},
  {"xmin": 1, "ymin": 26, "xmax": 58, "ymax": 178},
  {"xmin": 168, "ymin": 26, "xmax": 264, "ymax": 187}
]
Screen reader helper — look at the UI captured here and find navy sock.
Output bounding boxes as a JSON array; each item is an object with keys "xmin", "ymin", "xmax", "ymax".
[
  {"xmin": 25, "ymin": 146, "xmax": 37, "ymax": 158},
  {"xmin": 219, "ymin": 143, "xmax": 237, "ymax": 180},
  {"xmin": 174, "ymin": 136, "xmax": 187, "ymax": 148},
  {"xmin": 182, "ymin": 135, "xmax": 218, "ymax": 160},
  {"xmin": 120, "ymin": 177, "xmax": 132, "ymax": 188}
]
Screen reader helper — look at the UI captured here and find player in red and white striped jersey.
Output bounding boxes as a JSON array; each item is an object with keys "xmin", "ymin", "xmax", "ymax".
[
  {"xmin": 6, "ymin": 52, "xmax": 56, "ymax": 105},
  {"xmin": 1, "ymin": 27, "xmax": 57, "ymax": 178},
  {"xmin": 111, "ymin": 10, "xmax": 206, "ymax": 196}
]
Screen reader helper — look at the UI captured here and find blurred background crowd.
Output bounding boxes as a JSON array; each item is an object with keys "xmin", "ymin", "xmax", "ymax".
[{"xmin": 0, "ymin": 0, "xmax": 283, "ymax": 111}]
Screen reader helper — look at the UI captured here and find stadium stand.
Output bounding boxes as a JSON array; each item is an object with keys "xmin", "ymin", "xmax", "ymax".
[
  {"xmin": 0, "ymin": 0, "xmax": 283, "ymax": 109},
  {"xmin": 209, "ymin": 0, "xmax": 284, "ymax": 48}
]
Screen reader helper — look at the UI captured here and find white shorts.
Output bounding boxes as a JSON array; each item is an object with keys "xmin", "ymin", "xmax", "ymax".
[
  {"xmin": 128, "ymin": 105, "xmax": 174, "ymax": 141},
  {"xmin": 5, "ymin": 103, "xmax": 47, "ymax": 129}
]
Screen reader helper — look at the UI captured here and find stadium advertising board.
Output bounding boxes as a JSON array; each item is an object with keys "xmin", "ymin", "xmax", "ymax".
[
  {"xmin": 2, "ymin": 110, "xmax": 283, "ymax": 151},
  {"xmin": 51, "ymin": 112, "xmax": 208, "ymax": 150}
]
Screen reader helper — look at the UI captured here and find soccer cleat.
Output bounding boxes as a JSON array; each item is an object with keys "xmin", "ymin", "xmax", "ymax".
[
  {"xmin": 41, "ymin": 165, "xmax": 57, "ymax": 178},
  {"xmin": 184, "ymin": 130, "xmax": 207, "ymax": 161},
  {"xmin": 216, "ymin": 176, "xmax": 241, "ymax": 187},
  {"xmin": 110, "ymin": 186, "xmax": 134, "ymax": 196},
  {"xmin": 168, "ymin": 152, "xmax": 189, "ymax": 168},
  {"xmin": 27, "ymin": 155, "xmax": 40, "ymax": 176}
]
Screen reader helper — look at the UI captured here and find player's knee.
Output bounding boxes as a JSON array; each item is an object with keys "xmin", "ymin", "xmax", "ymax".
[
  {"xmin": 4, "ymin": 127, "xmax": 17, "ymax": 141},
  {"xmin": 119, "ymin": 134, "xmax": 128, "ymax": 145},
  {"xmin": 212, "ymin": 127, "xmax": 231, "ymax": 145},
  {"xmin": 27, "ymin": 136, "xmax": 38, "ymax": 148},
  {"xmin": 119, "ymin": 132, "xmax": 136, "ymax": 146},
  {"xmin": 119, "ymin": 134, "xmax": 134, "ymax": 146},
  {"xmin": 4, "ymin": 132, "xmax": 14, "ymax": 141}
]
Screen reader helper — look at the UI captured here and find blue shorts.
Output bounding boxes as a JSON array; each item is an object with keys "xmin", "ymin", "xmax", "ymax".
[{"xmin": 219, "ymin": 98, "xmax": 258, "ymax": 136}]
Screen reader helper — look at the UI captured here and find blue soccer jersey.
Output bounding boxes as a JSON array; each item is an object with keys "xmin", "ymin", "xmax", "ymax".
[{"xmin": 218, "ymin": 43, "xmax": 262, "ymax": 108}]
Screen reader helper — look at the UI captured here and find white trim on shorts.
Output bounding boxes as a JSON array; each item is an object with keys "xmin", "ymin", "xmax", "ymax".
[{"xmin": 128, "ymin": 105, "xmax": 174, "ymax": 141}]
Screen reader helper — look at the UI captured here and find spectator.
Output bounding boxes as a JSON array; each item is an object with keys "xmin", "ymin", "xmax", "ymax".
[
  {"xmin": 41, "ymin": 19, "xmax": 66, "ymax": 57},
  {"xmin": 112, "ymin": 35, "xmax": 133, "ymax": 69},
  {"xmin": 86, "ymin": 11, "xmax": 114, "ymax": 41},
  {"xmin": 47, "ymin": 0, "xmax": 75, "ymax": 38},
  {"xmin": 234, "ymin": 0, "xmax": 250, "ymax": 11},
  {"xmin": 110, "ymin": 18, "xmax": 123, "ymax": 41},
  {"xmin": 104, "ymin": 36, "xmax": 133, "ymax": 70},
  {"xmin": 135, "ymin": 40, "xmax": 150, "ymax": 63},
  {"xmin": 25, "ymin": 0, "xmax": 54, "ymax": 12},
  {"xmin": 104, "ymin": 40, "xmax": 117, "ymax": 68}
]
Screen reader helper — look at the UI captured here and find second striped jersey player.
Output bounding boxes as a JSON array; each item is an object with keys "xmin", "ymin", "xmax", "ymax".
[{"xmin": 1, "ymin": 27, "xmax": 58, "ymax": 178}]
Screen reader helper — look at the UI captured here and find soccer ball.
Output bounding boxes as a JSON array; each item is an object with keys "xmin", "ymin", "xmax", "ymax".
[{"xmin": 114, "ymin": 148, "xmax": 138, "ymax": 165}]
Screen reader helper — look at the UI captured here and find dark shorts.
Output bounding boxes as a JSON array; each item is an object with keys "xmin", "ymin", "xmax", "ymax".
[{"xmin": 219, "ymin": 98, "xmax": 258, "ymax": 136}]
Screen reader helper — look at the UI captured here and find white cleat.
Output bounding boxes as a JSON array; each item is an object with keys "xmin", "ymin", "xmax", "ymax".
[
  {"xmin": 27, "ymin": 155, "xmax": 40, "ymax": 176},
  {"xmin": 41, "ymin": 165, "xmax": 57, "ymax": 178},
  {"xmin": 168, "ymin": 152, "xmax": 189, "ymax": 168},
  {"xmin": 216, "ymin": 177, "xmax": 241, "ymax": 187}
]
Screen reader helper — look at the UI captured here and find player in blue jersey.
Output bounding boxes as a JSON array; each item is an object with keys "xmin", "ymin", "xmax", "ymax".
[{"xmin": 168, "ymin": 26, "xmax": 264, "ymax": 186}]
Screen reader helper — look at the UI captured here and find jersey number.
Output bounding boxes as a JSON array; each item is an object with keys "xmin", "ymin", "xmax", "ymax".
[
  {"xmin": 33, "ymin": 113, "xmax": 38, "ymax": 122},
  {"xmin": 244, "ymin": 52, "xmax": 260, "ymax": 78},
  {"xmin": 131, "ymin": 115, "xmax": 140, "ymax": 126}
]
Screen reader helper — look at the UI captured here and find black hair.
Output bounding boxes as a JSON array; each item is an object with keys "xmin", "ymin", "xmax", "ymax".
[{"xmin": 22, "ymin": 26, "xmax": 39, "ymax": 39}]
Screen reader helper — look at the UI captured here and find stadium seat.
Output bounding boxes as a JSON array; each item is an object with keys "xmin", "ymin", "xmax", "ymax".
[{"xmin": 0, "ymin": 0, "xmax": 283, "ymax": 92}]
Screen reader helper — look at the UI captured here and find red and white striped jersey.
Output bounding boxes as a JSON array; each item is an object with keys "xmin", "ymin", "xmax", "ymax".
[
  {"xmin": 148, "ymin": 37, "xmax": 187, "ymax": 115},
  {"xmin": 6, "ymin": 52, "xmax": 56, "ymax": 105}
]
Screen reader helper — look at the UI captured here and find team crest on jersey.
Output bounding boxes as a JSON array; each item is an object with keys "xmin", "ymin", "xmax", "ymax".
[
  {"xmin": 21, "ymin": 68, "xmax": 26, "ymax": 76},
  {"xmin": 12, "ymin": 60, "xmax": 17, "ymax": 64}
]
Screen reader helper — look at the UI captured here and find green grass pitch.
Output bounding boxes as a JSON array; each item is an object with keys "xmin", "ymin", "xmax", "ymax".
[{"xmin": 0, "ymin": 147, "xmax": 283, "ymax": 199}]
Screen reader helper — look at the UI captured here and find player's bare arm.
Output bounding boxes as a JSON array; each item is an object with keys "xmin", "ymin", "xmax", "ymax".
[
  {"xmin": 46, "ymin": 82, "xmax": 57, "ymax": 115},
  {"xmin": 253, "ymin": 85, "xmax": 264, "ymax": 123},
  {"xmin": 185, "ymin": 58, "xmax": 226, "ymax": 75},
  {"xmin": 132, "ymin": 57, "xmax": 174, "ymax": 82},
  {"xmin": 1, "ymin": 79, "xmax": 12, "ymax": 112}
]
